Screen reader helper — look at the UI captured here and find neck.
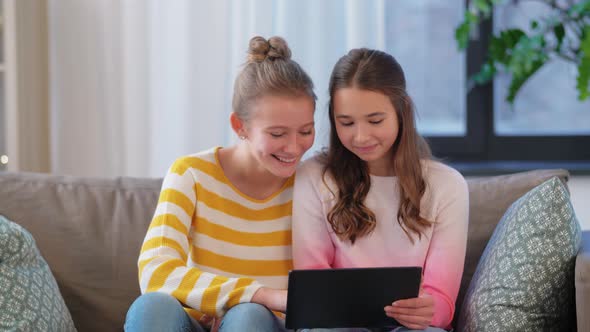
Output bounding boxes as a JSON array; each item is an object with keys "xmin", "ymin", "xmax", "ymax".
[{"xmin": 368, "ymin": 159, "xmax": 395, "ymax": 177}]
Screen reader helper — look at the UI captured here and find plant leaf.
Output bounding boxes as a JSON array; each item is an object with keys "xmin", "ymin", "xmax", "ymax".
[
  {"xmin": 473, "ymin": 61, "xmax": 497, "ymax": 85},
  {"xmin": 510, "ymin": 35, "xmax": 546, "ymax": 76},
  {"xmin": 553, "ymin": 24, "xmax": 565, "ymax": 51},
  {"xmin": 581, "ymin": 26, "xmax": 590, "ymax": 55},
  {"xmin": 503, "ymin": 32, "xmax": 547, "ymax": 103},
  {"xmin": 577, "ymin": 57, "xmax": 590, "ymax": 100},
  {"xmin": 577, "ymin": 26, "xmax": 590, "ymax": 101},
  {"xmin": 474, "ymin": 0, "xmax": 491, "ymax": 16},
  {"xmin": 488, "ymin": 29, "xmax": 526, "ymax": 65},
  {"xmin": 456, "ymin": 22, "xmax": 471, "ymax": 50},
  {"xmin": 455, "ymin": 12, "xmax": 479, "ymax": 50},
  {"xmin": 468, "ymin": 29, "xmax": 528, "ymax": 95},
  {"xmin": 507, "ymin": 58, "xmax": 546, "ymax": 103},
  {"xmin": 569, "ymin": 0, "xmax": 590, "ymax": 17}
]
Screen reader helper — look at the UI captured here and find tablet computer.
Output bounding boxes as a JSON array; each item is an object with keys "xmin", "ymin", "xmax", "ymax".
[{"xmin": 285, "ymin": 266, "xmax": 422, "ymax": 329}]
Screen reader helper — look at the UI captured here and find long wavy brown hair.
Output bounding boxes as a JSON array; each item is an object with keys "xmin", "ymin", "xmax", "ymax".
[{"xmin": 323, "ymin": 48, "xmax": 432, "ymax": 244}]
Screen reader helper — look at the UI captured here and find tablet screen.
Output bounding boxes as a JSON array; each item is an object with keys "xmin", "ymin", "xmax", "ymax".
[{"xmin": 286, "ymin": 266, "xmax": 422, "ymax": 329}]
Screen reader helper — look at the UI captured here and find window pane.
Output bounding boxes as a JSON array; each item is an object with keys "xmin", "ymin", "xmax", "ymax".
[
  {"xmin": 385, "ymin": 1, "xmax": 466, "ymax": 136},
  {"xmin": 494, "ymin": 2, "xmax": 590, "ymax": 136}
]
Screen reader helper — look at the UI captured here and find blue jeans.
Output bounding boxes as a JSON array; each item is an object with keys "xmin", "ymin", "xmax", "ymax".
[
  {"xmin": 124, "ymin": 292, "xmax": 287, "ymax": 332},
  {"xmin": 300, "ymin": 328, "xmax": 446, "ymax": 332}
]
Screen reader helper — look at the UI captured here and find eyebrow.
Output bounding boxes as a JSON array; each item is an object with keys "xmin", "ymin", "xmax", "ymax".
[
  {"xmin": 265, "ymin": 122, "xmax": 315, "ymax": 130},
  {"xmin": 336, "ymin": 112, "xmax": 386, "ymax": 119}
]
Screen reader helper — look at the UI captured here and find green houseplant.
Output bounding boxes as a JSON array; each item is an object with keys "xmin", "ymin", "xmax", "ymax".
[{"xmin": 455, "ymin": 0, "xmax": 590, "ymax": 103}]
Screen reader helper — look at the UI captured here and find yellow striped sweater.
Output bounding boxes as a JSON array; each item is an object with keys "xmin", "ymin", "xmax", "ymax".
[{"xmin": 138, "ymin": 147, "xmax": 293, "ymax": 320}]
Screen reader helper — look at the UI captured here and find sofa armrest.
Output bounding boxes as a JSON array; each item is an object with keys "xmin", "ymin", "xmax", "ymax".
[{"xmin": 577, "ymin": 230, "xmax": 590, "ymax": 332}]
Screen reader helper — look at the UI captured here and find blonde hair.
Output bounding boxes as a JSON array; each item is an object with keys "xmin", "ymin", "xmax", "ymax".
[{"xmin": 232, "ymin": 36, "xmax": 316, "ymax": 120}]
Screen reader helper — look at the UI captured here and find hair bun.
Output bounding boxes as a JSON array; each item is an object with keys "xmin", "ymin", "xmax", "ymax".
[{"xmin": 247, "ymin": 36, "xmax": 292, "ymax": 63}]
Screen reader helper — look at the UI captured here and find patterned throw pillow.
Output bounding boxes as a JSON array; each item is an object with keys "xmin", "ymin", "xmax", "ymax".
[
  {"xmin": 458, "ymin": 177, "xmax": 581, "ymax": 331},
  {"xmin": 0, "ymin": 215, "xmax": 77, "ymax": 332}
]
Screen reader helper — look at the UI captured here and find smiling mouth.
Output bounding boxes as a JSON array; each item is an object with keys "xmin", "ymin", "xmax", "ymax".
[
  {"xmin": 273, "ymin": 154, "xmax": 297, "ymax": 163},
  {"xmin": 355, "ymin": 145, "xmax": 376, "ymax": 152}
]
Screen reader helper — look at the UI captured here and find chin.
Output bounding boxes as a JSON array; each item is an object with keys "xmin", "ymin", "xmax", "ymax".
[
  {"xmin": 357, "ymin": 151, "xmax": 386, "ymax": 162},
  {"xmin": 272, "ymin": 168, "xmax": 296, "ymax": 179},
  {"xmin": 353, "ymin": 154, "xmax": 374, "ymax": 162},
  {"xmin": 268, "ymin": 162, "xmax": 297, "ymax": 178}
]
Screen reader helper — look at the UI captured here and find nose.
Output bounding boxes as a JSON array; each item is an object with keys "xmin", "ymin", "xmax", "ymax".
[
  {"xmin": 283, "ymin": 134, "xmax": 299, "ymax": 154},
  {"xmin": 353, "ymin": 123, "xmax": 370, "ymax": 144}
]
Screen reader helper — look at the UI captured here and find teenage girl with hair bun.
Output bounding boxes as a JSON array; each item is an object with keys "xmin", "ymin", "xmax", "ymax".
[{"xmin": 125, "ymin": 35, "xmax": 316, "ymax": 332}]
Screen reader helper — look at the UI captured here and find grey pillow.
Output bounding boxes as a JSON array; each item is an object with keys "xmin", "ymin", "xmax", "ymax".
[
  {"xmin": 0, "ymin": 215, "xmax": 77, "ymax": 332},
  {"xmin": 458, "ymin": 177, "xmax": 581, "ymax": 331}
]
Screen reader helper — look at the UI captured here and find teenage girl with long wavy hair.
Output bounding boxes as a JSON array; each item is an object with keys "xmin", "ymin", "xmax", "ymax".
[{"xmin": 292, "ymin": 48, "xmax": 469, "ymax": 332}]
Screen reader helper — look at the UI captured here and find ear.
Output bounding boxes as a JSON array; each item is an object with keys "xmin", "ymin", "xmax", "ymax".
[{"xmin": 230, "ymin": 112, "xmax": 247, "ymax": 138}]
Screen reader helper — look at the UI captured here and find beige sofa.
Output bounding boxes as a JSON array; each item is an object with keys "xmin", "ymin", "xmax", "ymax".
[{"xmin": 0, "ymin": 169, "xmax": 588, "ymax": 332}]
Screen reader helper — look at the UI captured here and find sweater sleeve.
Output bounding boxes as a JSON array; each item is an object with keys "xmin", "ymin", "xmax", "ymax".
[
  {"xmin": 422, "ymin": 170, "xmax": 469, "ymax": 329},
  {"xmin": 292, "ymin": 160, "xmax": 335, "ymax": 269},
  {"xmin": 137, "ymin": 157, "xmax": 262, "ymax": 317}
]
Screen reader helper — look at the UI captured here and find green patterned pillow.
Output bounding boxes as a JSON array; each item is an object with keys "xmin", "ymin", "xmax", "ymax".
[
  {"xmin": 0, "ymin": 215, "xmax": 77, "ymax": 332},
  {"xmin": 458, "ymin": 177, "xmax": 581, "ymax": 331}
]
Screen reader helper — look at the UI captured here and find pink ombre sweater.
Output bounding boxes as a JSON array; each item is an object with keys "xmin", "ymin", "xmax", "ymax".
[{"xmin": 292, "ymin": 157, "xmax": 469, "ymax": 329}]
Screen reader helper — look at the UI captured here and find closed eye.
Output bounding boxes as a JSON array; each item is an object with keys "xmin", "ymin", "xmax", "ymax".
[
  {"xmin": 300, "ymin": 130, "xmax": 313, "ymax": 136},
  {"xmin": 270, "ymin": 133, "xmax": 284, "ymax": 138},
  {"xmin": 369, "ymin": 119, "xmax": 383, "ymax": 125},
  {"xmin": 339, "ymin": 122, "xmax": 353, "ymax": 127}
]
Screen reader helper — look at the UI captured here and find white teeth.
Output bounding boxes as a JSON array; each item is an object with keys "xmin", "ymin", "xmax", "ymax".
[{"xmin": 275, "ymin": 155, "xmax": 296, "ymax": 163}]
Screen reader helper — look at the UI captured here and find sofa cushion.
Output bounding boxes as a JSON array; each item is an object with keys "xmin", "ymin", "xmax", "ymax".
[
  {"xmin": 0, "ymin": 215, "xmax": 77, "ymax": 331},
  {"xmin": 458, "ymin": 177, "xmax": 581, "ymax": 331},
  {"xmin": 457, "ymin": 168, "xmax": 569, "ymax": 322},
  {"xmin": 0, "ymin": 172, "xmax": 162, "ymax": 332}
]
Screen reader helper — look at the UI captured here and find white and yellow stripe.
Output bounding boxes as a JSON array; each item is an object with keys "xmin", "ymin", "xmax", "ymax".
[{"xmin": 138, "ymin": 147, "xmax": 293, "ymax": 318}]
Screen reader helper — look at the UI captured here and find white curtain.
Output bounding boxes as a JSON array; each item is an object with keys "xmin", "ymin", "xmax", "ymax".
[{"xmin": 48, "ymin": 0, "xmax": 384, "ymax": 177}]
